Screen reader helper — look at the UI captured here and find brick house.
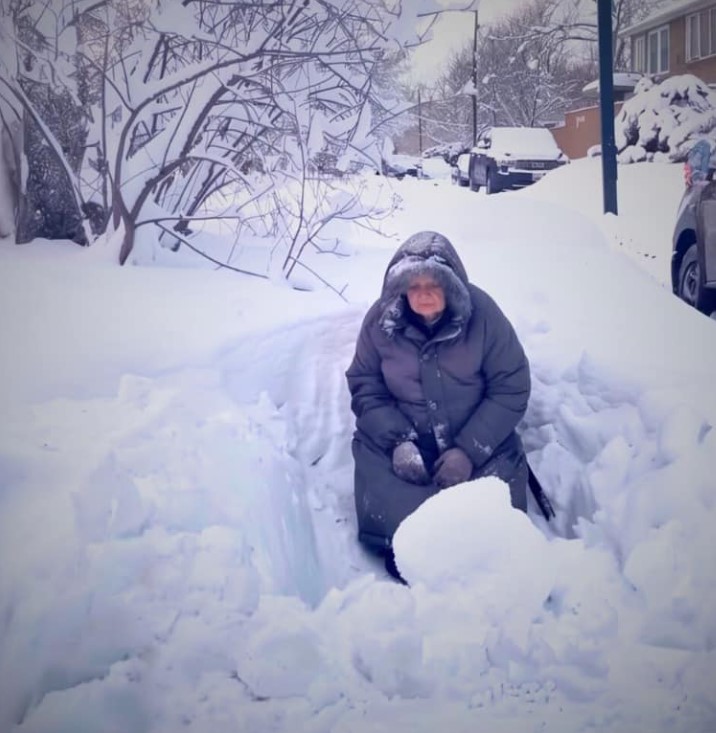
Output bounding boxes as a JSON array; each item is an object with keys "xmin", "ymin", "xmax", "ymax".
[
  {"xmin": 555, "ymin": 1, "xmax": 716, "ymax": 158},
  {"xmin": 550, "ymin": 75, "xmax": 639, "ymax": 160},
  {"xmin": 623, "ymin": 0, "xmax": 716, "ymax": 82}
]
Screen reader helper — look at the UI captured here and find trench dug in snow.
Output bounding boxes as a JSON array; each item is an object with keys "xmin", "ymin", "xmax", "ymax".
[
  {"xmin": 4, "ymin": 296, "xmax": 715, "ymax": 729},
  {"xmin": 38, "ymin": 301, "xmax": 709, "ymax": 626},
  {"xmin": 49, "ymin": 304, "xmax": 708, "ymax": 618},
  {"xmin": 216, "ymin": 306, "xmax": 672, "ymax": 604}
]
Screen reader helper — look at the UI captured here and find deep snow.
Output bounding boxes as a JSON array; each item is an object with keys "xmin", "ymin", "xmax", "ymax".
[{"xmin": 1, "ymin": 159, "xmax": 716, "ymax": 732}]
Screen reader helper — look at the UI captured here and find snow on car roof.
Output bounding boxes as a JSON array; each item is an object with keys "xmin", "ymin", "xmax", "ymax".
[
  {"xmin": 472, "ymin": 126, "xmax": 563, "ymax": 158},
  {"xmin": 490, "ymin": 126, "xmax": 560, "ymax": 151}
]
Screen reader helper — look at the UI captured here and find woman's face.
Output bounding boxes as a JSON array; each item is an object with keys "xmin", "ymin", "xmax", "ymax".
[{"xmin": 406, "ymin": 274, "xmax": 445, "ymax": 320}]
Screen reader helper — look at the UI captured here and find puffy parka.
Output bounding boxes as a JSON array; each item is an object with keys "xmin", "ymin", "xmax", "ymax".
[{"xmin": 346, "ymin": 230, "xmax": 531, "ymax": 550}]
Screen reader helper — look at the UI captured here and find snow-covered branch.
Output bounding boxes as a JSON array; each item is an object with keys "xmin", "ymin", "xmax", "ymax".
[{"xmin": 3, "ymin": 0, "xmax": 444, "ymax": 277}]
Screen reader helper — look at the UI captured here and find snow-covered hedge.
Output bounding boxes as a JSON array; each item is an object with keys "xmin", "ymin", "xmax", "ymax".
[
  {"xmin": 421, "ymin": 141, "xmax": 469, "ymax": 165},
  {"xmin": 615, "ymin": 74, "xmax": 716, "ymax": 163}
]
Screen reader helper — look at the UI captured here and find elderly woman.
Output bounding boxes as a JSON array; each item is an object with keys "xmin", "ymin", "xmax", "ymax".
[{"xmin": 345, "ymin": 231, "xmax": 531, "ymax": 581}]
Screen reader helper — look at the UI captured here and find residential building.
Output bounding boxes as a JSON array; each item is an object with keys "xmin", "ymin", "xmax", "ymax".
[
  {"xmin": 551, "ymin": 74, "xmax": 642, "ymax": 159},
  {"xmin": 621, "ymin": 0, "xmax": 716, "ymax": 83},
  {"xmin": 556, "ymin": 2, "xmax": 716, "ymax": 158}
]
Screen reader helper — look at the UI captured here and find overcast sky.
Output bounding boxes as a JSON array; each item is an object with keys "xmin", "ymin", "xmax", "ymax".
[{"xmin": 409, "ymin": 0, "xmax": 542, "ymax": 85}]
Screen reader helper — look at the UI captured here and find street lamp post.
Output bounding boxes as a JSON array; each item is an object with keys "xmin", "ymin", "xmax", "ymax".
[
  {"xmin": 597, "ymin": 0, "xmax": 618, "ymax": 214},
  {"xmin": 471, "ymin": 9, "xmax": 478, "ymax": 146},
  {"xmin": 417, "ymin": 6, "xmax": 479, "ymax": 147},
  {"xmin": 418, "ymin": 86, "xmax": 423, "ymax": 153}
]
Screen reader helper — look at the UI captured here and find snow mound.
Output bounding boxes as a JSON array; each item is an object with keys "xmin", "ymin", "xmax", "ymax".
[{"xmin": 393, "ymin": 477, "xmax": 547, "ymax": 594}]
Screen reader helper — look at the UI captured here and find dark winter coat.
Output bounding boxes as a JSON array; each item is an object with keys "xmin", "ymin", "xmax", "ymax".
[{"xmin": 346, "ymin": 231, "xmax": 531, "ymax": 551}]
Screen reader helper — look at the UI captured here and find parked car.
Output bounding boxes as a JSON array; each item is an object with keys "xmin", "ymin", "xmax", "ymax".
[
  {"xmin": 451, "ymin": 153, "xmax": 471, "ymax": 186},
  {"xmin": 381, "ymin": 154, "xmax": 422, "ymax": 180},
  {"xmin": 671, "ymin": 139, "xmax": 716, "ymax": 315},
  {"xmin": 468, "ymin": 126, "xmax": 568, "ymax": 194},
  {"xmin": 451, "ymin": 153, "xmax": 470, "ymax": 186}
]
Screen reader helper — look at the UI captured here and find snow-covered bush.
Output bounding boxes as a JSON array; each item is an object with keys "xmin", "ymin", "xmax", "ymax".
[
  {"xmin": 421, "ymin": 142, "xmax": 469, "ymax": 165},
  {"xmin": 0, "ymin": 122, "xmax": 18, "ymax": 238},
  {"xmin": 615, "ymin": 74, "xmax": 716, "ymax": 163}
]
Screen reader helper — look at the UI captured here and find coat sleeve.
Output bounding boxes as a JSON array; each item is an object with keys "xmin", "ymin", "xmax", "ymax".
[
  {"xmin": 453, "ymin": 296, "xmax": 530, "ymax": 469},
  {"xmin": 346, "ymin": 309, "xmax": 418, "ymax": 453}
]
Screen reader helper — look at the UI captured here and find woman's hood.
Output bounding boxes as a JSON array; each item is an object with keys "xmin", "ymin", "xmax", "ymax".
[
  {"xmin": 378, "ymin": 231, "xmax": 472, "ymax": 335},
  {"xmin": 382, "ymin": 231, "xmax": 469, "ymax": 292}
]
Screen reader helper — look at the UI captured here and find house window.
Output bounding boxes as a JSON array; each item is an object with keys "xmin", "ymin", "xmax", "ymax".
[
  {"xmin": 634, "ymin": 35, "xmax": 645, "ymax": 72},
  {"xmin": 646, "ymin": 25, "xmax": 669, "ymax": 73},
  {"xmin": 686, "ymin": 7, "xmax": 716, "ymax": 61},
  {"xmin": 660, "ymin": 26, "xmax": 669, "ymax": 70},
  {"xmin": 701, "ymin": 12, "xmax": 710, "ymax": 54},
  {"xmin": 687, "ymin": 14, "xmax": 700, "ymax": 59}
]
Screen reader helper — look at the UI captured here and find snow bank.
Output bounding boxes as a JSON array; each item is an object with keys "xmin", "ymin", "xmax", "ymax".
[{"xmin": 514, "ymin": 156, "xmax": 684, "ymax": 287}]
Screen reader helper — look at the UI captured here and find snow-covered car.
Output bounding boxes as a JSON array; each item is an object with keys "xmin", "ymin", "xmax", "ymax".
[
  {"xmin": 381, "ymin": 154, "xmax": 421, "ymax": 180},
  {"xmin": 420, "ymin": 156, "xmax": 452, "ymax": 180},
  {"xmin": 451, "ymin": 153, "xmax": 471, "ymax": 187},
  {"xmin": 671, "ymin": 139, "xmax": 716, "ymax": 315},
  {"xmin": 468, "ymin": 126, "xmax": 569, "ymax": 194}
]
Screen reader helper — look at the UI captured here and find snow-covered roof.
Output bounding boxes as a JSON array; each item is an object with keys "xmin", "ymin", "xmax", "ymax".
[
  {"xmin": 620, "ymin": 0, "xmax": 712, "ymax": 37},
  {"xmin": 582, "ymin": 73, "xmax": 644, "ymax": 96}
]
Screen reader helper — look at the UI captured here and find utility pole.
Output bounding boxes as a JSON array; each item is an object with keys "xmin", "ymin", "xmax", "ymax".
[
  {"xmin": 417, "ymin": 86, "xmax": 423, "ymax": 154},
  {"xmin": 472, "ymin": 9, "xmax": 479, "ymax": 146},
  {"xmin": 597, "ymin": 0, "xmax": 618, "ymax": 214},
  {"xmin": 416, "ymin": 6, "xmax": 479, "ymax": 146}
]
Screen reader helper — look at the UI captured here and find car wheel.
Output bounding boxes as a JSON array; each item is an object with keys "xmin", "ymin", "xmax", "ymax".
[
  {"xmin": 678, "ymin": 243, "xmax": 716, "ymax": 313},
  {"xmin": 486, "ymin": 168, "xmax": 500, "ymax": 195}
]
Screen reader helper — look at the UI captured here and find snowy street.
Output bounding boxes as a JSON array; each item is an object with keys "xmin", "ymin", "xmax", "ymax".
[{"xmin": 2, "ymin": 158, "xmax": 716, "ymax": 732}]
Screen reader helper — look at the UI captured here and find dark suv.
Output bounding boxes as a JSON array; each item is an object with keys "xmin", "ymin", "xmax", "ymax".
[
  {"xmin": 672, "ymin": 139, "xmax": 716, "ymax": 315},
  {"xmin": 468, "ymin": 126, "xmax": 568, "ymax": 194}
]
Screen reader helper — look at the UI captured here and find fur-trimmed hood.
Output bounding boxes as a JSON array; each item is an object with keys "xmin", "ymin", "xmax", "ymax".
[{"xmin": 379, "ymin": 231, "xmax": 472, "ymax": 335}]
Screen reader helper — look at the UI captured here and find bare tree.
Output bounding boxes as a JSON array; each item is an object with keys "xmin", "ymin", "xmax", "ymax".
[
  {"xmin": 487, "ymin": 0, "xmax": 666, "ymax": 71},
  {"xmin": 477, "ymin": 0, "xmax": 596, "ymax": 127},
  {"xmin": 420, "ymin": 0, "xmax": 596, "ymax": 146},
  {"xmin": 0, "ymin": 0, "xmax": 442, "ymax": 276},
  {"xmin": 410, "ymin": 0, "xmax": 665, "ymax": 150}
]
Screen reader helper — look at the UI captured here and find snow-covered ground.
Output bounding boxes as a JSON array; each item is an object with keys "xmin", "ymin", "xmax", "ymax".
[{"xmin": 2, "ymin": 159, "xmax": 716, "ymax": 733}]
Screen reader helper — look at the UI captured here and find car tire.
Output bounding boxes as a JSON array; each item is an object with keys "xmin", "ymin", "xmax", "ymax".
[
  {"xmin": 486, "ymin": 168, "xmax": 500, "ymax": 195},
  {"xmin": 678, "ymin": 243, "xmax": 716, "ymax": 313}
]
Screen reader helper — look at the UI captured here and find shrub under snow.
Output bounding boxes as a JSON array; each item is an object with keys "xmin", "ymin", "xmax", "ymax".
[{"xmin": 615, "ymin": 74, "xmax": 716, "ymax": 163}]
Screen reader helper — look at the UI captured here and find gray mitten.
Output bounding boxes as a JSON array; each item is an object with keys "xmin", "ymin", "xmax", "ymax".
[
  {"xmin": 433, "ymin": 447, "xmax": 473, "ymax": 488},
  {"xmin": 392, "ymin": 441, "xmax": 431, "ymax": 485}
]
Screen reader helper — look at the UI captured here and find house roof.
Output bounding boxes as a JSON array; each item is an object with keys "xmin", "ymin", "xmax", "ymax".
[
  {"xmin": 582, "ymin": 72, "xmax": 644, "ymax": 96},
  {"xmin": 620, "ymin": 0, "xmax": 714, "ymax": 37}
]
